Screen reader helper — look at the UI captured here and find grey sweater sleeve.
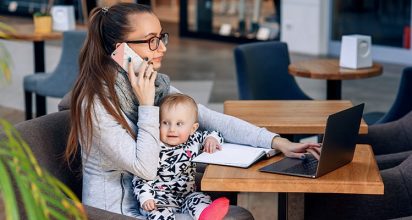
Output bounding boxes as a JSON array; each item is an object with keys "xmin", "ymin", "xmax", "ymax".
[
  {"xmin": 197, "ymin": 104, "xmax": 278, "ymax": 148},
  {"xmin": 169, "ymin": 86, "xmax": 278, "ymax": 149},
  {"xmin": 91, "ymin": 99, "xmax": 161, "ymax": 180}
]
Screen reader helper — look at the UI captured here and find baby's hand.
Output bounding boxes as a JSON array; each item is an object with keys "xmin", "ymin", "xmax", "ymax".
[
  {"xmin": 142, "ymin": 199, "xmax": 156, "ymax": 211},
  {"xmin": 203, "ymin": 137, "xmax": 222, "ymax": 153}
]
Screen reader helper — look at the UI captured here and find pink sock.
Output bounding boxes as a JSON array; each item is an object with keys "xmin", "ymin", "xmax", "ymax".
[{"xmin": 199, "ymin": 197, "xmax": 229, "ymax": 220}]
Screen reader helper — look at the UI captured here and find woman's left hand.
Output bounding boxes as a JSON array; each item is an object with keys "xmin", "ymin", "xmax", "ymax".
[
  {"xmin": 127, "ymin": 59, "xmax": 157, "ymax": 106},
  {"xmin": 203, "ymin": 137, "xmax": 222, "ymax": 153},
  {"xmin": 272, "ymin": 137, "xmax": 321, "ymax": 160}
]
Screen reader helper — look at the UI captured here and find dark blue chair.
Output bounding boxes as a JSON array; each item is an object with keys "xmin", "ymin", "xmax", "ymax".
[
  {"xmin": 363, "ymin": 67, "xmax": 412, "ymax": 125},
  {"xmin": 233, "ymin": 41, "xmax": 311, "ymax": 100},
  {"xmin": 23, "ymin": 31, "xmax": 86, "ymax": 120}
]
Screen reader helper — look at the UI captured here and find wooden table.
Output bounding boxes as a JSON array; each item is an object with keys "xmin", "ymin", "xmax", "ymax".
[
  {"xmin": 5, "ymin": 24, "xmax": 62, "ymax": 75},
  {"xmin": 202, "ymin": 145, "xmax": 383, "ymax": 220},
  {"xmin": 217, "ymin": 100, "xmax": 375, "ymax": 219},
  {"xmin": 224, "ymin": 100, "xmax": 368, "ymax": 135},
  {"xmin": 288, "ymin": 58, "xmax": 383, "ymax": 100}
]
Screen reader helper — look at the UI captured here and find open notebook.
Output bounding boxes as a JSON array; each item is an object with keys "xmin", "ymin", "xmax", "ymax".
[{"xmin": 193, "ymin": 143, "xmax": 279, "ymax": 168}]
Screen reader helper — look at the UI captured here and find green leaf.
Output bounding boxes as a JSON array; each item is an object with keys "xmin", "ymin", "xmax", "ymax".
[
  {"xmin": 0, "ymin": 22, "xmax": 14, "ymax": 82},
  {"xmin": 0, "ymin": 120, "xmax": 87, "ymax": 220},
  {"xmin": 50, "ymin": 176, "xmax": 83, "ymax": 204},
  {"xmin": 47, "ymin": 175, "xmax": 86, "ymax": 219},
  {"xmin": 9, "ymin": 166, "xmax": 46, "ymax": 219},
  {"xmin": 0, "ymin": 149, "xmax": 14, "ymax": 156},
  {"xmin": 0, "ymin": 22, "xmax": 16, "ymax": 35},
  {"xmin": 48, "ymin": 208, "xmax": 68, "ymax": 220},
  {"xmin": 0, "ymin": 160, "xmax": 19, "ymax": 220}
]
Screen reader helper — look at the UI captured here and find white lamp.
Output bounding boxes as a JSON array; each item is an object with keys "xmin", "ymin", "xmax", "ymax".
[
  {"xmin": 51, "ymin": 5, "xmax": 76, "ymax": 32},
  {"xmin": 339, "ymin": 35, "xmax": 372, "ymax": 69}
]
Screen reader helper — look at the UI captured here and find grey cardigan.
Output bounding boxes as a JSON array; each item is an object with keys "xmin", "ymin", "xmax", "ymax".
[{"xmin": 81, "ymin": 86, "xmax": 278, "ymax": 218}]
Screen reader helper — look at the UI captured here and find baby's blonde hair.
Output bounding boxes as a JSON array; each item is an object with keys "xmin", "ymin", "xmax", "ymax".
[{"xmin": 159, "ymin": 94, "xmax": 198, "ymax": 122}]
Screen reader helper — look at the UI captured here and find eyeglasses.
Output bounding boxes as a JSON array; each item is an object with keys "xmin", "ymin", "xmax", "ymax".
[{"xmin": 126, "ymin": 33, "xmax": 169, "ymax": 51}]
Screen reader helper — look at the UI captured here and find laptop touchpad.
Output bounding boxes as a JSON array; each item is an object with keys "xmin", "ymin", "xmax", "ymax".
[{"xmin": 260, "ymin": 157, "xmax": 303, "ymax": 172}]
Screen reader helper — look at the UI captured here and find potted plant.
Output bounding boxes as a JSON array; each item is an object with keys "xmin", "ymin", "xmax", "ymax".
[
  {"xmin": 33, "ymin": 0, "xmax": 54, "ymax": 34},
  {"xmin": 0, "ymin": 22, "xmax": 86, "ymax": 219}
]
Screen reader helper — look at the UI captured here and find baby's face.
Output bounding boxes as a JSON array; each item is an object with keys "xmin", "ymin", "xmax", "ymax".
[{"xmin": 160, "ymin": 104, "xmax": 198, "ymax": 147}]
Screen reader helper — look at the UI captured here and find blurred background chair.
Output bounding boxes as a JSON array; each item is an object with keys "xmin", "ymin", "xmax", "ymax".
[
  {"xmin": 363, "ymin": 67, "xmax": 412, "ymax": 125},
  {"xmin": 234, "ymin": 41, "xmax": 313, "ymax": 142},
  {"xmin": 359, "ymin": 109, "xmax": 412, "ymax": 170},
  {"xmin": 305, "ymin": 110, "xmax": 412, "ymax": 220},
  {"xmin": 23, "ymin": 30, "xmax": 87, "ymax": 120},
  {"xmin": 305, "ymin": 154, "xmax": 412, "ymax": 220},
  {"xmin": 234, "ymin": 41, "xmax": 311, "ymax": 100}
]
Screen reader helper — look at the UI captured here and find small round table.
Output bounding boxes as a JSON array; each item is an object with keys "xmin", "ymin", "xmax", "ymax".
[{"xmin": 288, "ymin": 58, "xmax": 383, "ymax": 100}]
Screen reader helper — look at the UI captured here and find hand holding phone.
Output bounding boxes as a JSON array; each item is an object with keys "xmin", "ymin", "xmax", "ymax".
[
  {"xmin": 112, "ymin": 43, "xmax": 157, "ymax": 106},
  {"xmin": 111, "ymin": 42, "xmax": 144, "ymax": 74}
]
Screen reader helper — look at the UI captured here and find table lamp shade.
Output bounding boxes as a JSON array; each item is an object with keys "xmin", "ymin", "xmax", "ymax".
[{"xmin": 51, "ymin": 6, "xmax": 75, "ymax": 31}]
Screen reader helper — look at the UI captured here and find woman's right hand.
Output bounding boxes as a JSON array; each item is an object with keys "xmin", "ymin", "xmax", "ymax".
[
  {"xmin": 272, "ymin": 137, "xmax": 321, "ymax": 160},
  {"xmin": 127, "ymin": 59, "xmax": 158, "ymax": 106}
]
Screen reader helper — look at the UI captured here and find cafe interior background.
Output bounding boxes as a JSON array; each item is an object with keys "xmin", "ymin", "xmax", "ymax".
[
  {"xmin": 1, "ymin": 1, "xmax": 412, "ymax": 220},
  {"xmin": 0, "ymin": 0, "xmax": 410, "ymax": 123}
]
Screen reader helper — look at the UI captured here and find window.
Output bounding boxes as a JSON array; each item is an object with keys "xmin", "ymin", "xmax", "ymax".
[{"xmin": 332, "ymin": 0, "xmax": 411, "ymax": 49}]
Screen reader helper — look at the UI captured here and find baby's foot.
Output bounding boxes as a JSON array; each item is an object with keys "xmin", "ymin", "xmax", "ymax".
[{"xmin": 199, "ymin": 197, "xmax": 229, "ymax": 220}]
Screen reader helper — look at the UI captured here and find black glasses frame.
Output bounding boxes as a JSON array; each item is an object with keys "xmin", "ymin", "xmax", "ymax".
[{"xmin": 126, "ymin": 33, "xmax": 169, "ymax": 51}]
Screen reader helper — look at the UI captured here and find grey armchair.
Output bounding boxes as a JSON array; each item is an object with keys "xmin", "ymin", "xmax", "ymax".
[
  {"xmin": 359, "ymin": 109, "xmax": 412, "ymax": 170},
  {"xmin": 304, "ymin": 110, "xmax": 412, "ymax": 220},
  {"xmin": 0, "ymin": 110, "xmax": 253, "ymax": 220},
  {"xmin": 305, "ymin": 154, "xmax": 412, "ymax": 220}
]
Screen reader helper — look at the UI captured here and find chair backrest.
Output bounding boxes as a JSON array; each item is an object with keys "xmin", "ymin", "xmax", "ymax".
[
  {"xmin": 359, "ymin": 109, "xmax": 412, "ymax": 155},
  {"xmin": 234, "ymin": 41, "xmax": 311, "ymax": 100},
  {"xmin": 9, "ymin": 111, "xmax": 83, "ymax": 199},
  {"xmin": 399, "ymin": 154, "xmax": 412, "ymax": 201},
  {"xmin": 37, "ymin": 31, "xmax": 87, "ymax": 98},
  {"xmin": 377, "ymin": 67, "xmax": 412, "ymax": 124}
]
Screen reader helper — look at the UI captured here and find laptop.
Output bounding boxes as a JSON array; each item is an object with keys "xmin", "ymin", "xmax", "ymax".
[{"xmin": 259, "ymin": 103, "xmax": 365, "ymax": 178}]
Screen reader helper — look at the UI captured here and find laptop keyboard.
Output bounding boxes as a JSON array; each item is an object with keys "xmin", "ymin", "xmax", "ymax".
[{"xmin": 283, "ymin": 155, "xmax": 318, "ymax": 176}]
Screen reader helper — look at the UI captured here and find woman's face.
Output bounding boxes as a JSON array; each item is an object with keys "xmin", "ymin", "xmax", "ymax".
[{"xmin": 125, "ymin": 13, "xmax": 166, "ymax": 70}]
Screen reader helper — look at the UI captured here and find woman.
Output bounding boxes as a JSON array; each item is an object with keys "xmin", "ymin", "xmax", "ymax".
[{"xmin": 65, "ymin": 3, "xmax": 320, "ymax": 218}]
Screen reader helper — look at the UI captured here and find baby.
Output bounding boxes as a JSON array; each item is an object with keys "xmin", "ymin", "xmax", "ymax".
[{"xmin": 132, "ymin": 93, "xmax": 229, "ymax": 220}]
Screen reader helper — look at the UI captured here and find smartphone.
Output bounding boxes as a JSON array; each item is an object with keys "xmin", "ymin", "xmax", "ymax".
[{"xmin": 111, "ymin": 42, "xmax": 143, "ymax": 73}]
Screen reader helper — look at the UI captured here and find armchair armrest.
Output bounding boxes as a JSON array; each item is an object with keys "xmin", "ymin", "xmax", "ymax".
[
  {"xmin": 375, "ymin": 150, "xmax": 412, "ymax": 170},
  {"xmin": 358, "ymin": 112, "xmax": 412, "ymax": 155},
  {"xmin": 84, "ymin": 205, "xmax": 144, "ymax": 220}
]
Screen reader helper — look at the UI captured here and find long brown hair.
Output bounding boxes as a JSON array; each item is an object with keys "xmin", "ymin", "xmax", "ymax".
[{"xmin": 65, "ymin": 3, "xmax": 154, "ymax": 163}]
